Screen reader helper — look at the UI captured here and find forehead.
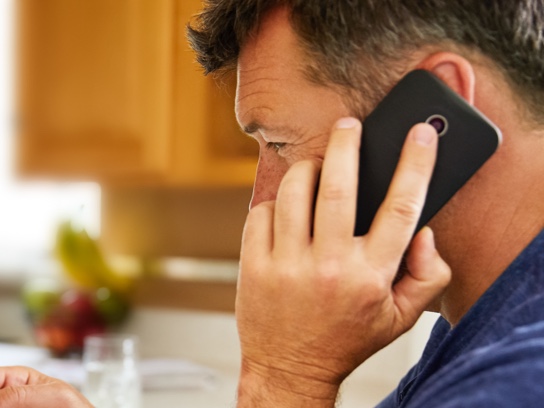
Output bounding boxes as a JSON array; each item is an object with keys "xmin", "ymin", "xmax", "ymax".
[
  {"xmin": 236, "ymin": 8, "xmax": 309, "ymax": 123},
  {"xmin": 235, "ymin": 7, "xmax": 348, "ymax": 136}
]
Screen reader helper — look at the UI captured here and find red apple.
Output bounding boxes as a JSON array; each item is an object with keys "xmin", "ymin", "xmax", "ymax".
[
  {"xmin": 59, "ymin": 289, "xmax": 107, "ymax": 349},
  {"xmin": 34, "ymin": 289, "xmax": 107, "ymax": 357}
]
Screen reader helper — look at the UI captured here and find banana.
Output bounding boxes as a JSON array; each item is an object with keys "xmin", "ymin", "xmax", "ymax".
[
  {"xmin": 55, "ymin": 221, "xmax": 101, "ymax": 289},
  {"xmin": 55, "ymin": 221, "xmax": 133, "ymax": 296}
]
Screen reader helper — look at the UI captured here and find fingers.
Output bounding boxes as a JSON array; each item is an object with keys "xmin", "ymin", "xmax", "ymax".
[
  {"xmin": 273, "ymin": 160, "xmax": 321, "ymax": 256},
  {"xmin": 0, "ymin": 366, "xmax": 45, "ymax": 388},
  {"xmin": 247, "ymin": 120, "xmax": 437, "ymax": 275},
  {"xmin": 0, "ymin": 383, "xmax": 92, "ymax": 408},
  {"xmin": 393, "ymin": 227, "xmax": 451, "ymax": 326},
  {"xmin": 313, "ymin": 118, "xmax": 362, "ymax": 252},
  {"xmin": 366, "ymin": 123, "xmax": 438, "ymax": 270},
  {"xmin": 0, "ymin": 367, "xmax": 93, "ymax": 408}
]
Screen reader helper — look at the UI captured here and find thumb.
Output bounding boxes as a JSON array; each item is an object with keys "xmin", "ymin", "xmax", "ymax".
[{"xmin": 393, "ymin": 227, "xmax": 451, "ymax": 327}]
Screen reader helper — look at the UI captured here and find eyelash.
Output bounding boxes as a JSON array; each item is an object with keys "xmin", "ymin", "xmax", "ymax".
[{"xmin": 265, "ymin": 142, "xmax": 286, "ymax": 153}]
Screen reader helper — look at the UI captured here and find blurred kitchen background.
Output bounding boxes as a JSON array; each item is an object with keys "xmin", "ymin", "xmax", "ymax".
[{"xmin": 0, "ymin": 1, "xmax": 439, "ymax": 406}]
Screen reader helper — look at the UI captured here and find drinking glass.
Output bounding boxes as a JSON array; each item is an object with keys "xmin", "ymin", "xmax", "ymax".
[{"xmin": 82, "ymin": 334, "xmax": 141, "ymax": 408}]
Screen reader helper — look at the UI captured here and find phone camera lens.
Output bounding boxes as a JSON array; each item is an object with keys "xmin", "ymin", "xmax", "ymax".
[{"xmin": 425, "ymin": 114, "xmax": 448, "ymax": 136}]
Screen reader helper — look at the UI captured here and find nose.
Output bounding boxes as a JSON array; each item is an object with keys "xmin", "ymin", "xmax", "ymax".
[{"xmin": 249, "ymin": 152, "xmax": 290, "ymax": 209}]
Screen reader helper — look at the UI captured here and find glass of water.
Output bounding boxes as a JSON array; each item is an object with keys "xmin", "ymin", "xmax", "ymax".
[{"xmin": 82, "ymin": 334, "xmax": 141, "ymax": 408}]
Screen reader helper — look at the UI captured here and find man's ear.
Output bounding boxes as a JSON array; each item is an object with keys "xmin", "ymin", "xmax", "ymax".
[{"xmin": 415, "ymin": 52, "xmax": 476, "ymax": 105}]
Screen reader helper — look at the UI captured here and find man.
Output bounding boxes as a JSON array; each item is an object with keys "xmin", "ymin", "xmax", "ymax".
[
  {"xmin": 188, "ymin": 1, "xmax": 544, "ymax": 406},
  {"xmin": 1, "ymin": 0, "xmax": 544, "ymax": 406}
]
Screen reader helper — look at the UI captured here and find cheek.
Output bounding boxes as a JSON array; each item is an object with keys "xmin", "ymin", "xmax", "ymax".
[{"xmin": 249, "ymin": 150, "xmax": 291, "ymax": 208}]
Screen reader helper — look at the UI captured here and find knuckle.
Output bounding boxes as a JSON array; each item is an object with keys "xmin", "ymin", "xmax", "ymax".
[
  {"xmin": 361, "ymin": 268, "xmax": 390, "ymax": 295},
  {"xmin": 311, "ymin": 255, "xmax": 390, "ymax": 303},
  {"xmin": 314, "ymin": 256, "xmax": 342, "ymax": 278},
  {"xmin": 314, "ymin": 259, "xmax": 344, "ymax": 295},
  {"xmin": 319, "ymin": 182, "xmax": 353, "ymax": 203},
  {"xmin": 386, "ymin": 196, "xmax": 422, "ymax": 224}
]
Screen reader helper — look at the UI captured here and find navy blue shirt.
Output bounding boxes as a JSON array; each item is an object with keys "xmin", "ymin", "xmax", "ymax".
[{"xmin": 377, "ymin": 230, "xmax": 544, "ymax": 407}]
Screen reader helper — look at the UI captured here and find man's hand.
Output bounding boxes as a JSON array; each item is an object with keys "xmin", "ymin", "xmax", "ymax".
[
  {"xmin": 0, "ymin": 366, "xmax": 93, "ymax": 407},
  {"xmin": 236, "ymin": 118, "xmax": 451, "ymax": 407}
]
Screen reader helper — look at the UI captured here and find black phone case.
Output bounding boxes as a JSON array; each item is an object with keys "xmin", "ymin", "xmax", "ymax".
[{"xmin": 354, "ymin": 70, "xmax": 502, "ymax": 236}]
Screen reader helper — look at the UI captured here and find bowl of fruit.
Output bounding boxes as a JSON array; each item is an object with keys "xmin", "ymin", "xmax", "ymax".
[
  {"xmin": 22, "ymin": 221, "xmax": 133, "ymax": 358},
  {"xmin": 23, "ymin": 283, "xmax": 130, "ymax": 357}
]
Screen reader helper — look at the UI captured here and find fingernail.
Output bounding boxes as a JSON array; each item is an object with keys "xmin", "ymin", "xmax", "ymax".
[
  {"xmin": 413, "ymin": 125, "xmax": 436, "ymax": 146},
  {"xmin": 335, "ymin": 117, "xmax": 360, "ymax": 129}
]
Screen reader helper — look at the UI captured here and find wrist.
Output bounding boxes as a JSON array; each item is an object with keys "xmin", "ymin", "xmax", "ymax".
[{"xmin": 236, "ymin": 358, "xmax": 340, "ymax": 408}]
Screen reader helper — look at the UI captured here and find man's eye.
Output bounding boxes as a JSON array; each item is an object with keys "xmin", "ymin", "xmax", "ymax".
[{"xmin": 265, "ymin": 142, "xmax": 286, "ymax": 152}]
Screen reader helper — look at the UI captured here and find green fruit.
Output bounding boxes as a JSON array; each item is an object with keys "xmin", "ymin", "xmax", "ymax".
[
  {"xmin": 21, "ymin": 278, "xmax": 63, "ymax": 321},
  {"xmin": 94, "ymin": 287, "xmax": 130, "ymax": 325}
]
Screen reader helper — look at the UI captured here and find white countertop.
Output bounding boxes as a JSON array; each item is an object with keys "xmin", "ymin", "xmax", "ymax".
[
  {"xmin": 0, "ymin": 342, "xmax": 392, "ymax": 408},
  {"xmin": 138, "ymin": 366, "xmax": 395, "ymax": 408},
  {"xmin": 0, "ymin": 294, "xmax": 437, "ymax": 408},
  {"xmin": 141, "ymin": 371, "xmax": 238, "ymax": 408},
  {"xmin": 0, "ymin": 342, "xmax": 235, "ymax": 407}
]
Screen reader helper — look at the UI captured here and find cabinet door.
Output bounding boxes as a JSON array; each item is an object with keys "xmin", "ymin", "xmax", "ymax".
[
  {"xmin": 17, "ymin": 0, "xmax": 175, "ymax": 181},
  {"xmin": 17, "ymin": 0, "xmax": 258, "ymax": 187},
  {"xmin": 168, "ymin": 0, "xmax": 258, "ymax": 187}
]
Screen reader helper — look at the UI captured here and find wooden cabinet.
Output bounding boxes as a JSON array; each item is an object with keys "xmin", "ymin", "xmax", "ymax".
[{"xmin": 17, "ymin": 0, "xmax": 258, "ymax": 186}]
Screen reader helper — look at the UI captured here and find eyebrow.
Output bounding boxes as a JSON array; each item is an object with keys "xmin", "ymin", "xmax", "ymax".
[
  {"xmin": 242, "ymin": 121, "xmax": 262, "ymax": 135},
  {"xmin": 241, "ymin": 121, "xmax": 299, "ymax": 139}
]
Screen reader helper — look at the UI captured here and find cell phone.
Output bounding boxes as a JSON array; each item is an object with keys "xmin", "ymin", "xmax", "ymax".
[{"xmin": 354, "ymin": 69, "xmax": 502, "ymax": 236}]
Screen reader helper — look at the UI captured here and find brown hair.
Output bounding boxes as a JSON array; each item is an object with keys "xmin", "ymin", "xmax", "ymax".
[{"xmin": 188, "ymin": 0, "xmax": 544, "ymax": 120}]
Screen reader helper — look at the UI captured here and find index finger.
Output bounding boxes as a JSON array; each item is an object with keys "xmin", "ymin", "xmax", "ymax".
[
  {"xmin": 365, "ymin": 123, "xmax": 438, "ymax": 270},
  {"xmin": 0, "ymin": 366, "xmax": 52, "ymax": 388}
]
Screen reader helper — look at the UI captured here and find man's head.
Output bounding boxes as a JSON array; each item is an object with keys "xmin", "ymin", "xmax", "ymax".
[
  {"xmin": 189, "ymin": 1, "xmax": 544, "ymax": 319},
  {"xmin": 188, "ymin": 1, "xmax": 544, "ymax": 211},
  {"xmin": 189, "ymin": 0, "xmax": 544, "ymax": 123}
]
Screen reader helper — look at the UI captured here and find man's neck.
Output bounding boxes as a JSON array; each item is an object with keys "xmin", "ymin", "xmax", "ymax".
[{"xmin": 430, "ymin": 117, "xmax": 544, "ymax": 326}]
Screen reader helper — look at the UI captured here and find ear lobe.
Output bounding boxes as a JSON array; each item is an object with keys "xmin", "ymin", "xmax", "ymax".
[{"xmin": 415, "ymin": 52, "xmax": 476, "ymax": 104}]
